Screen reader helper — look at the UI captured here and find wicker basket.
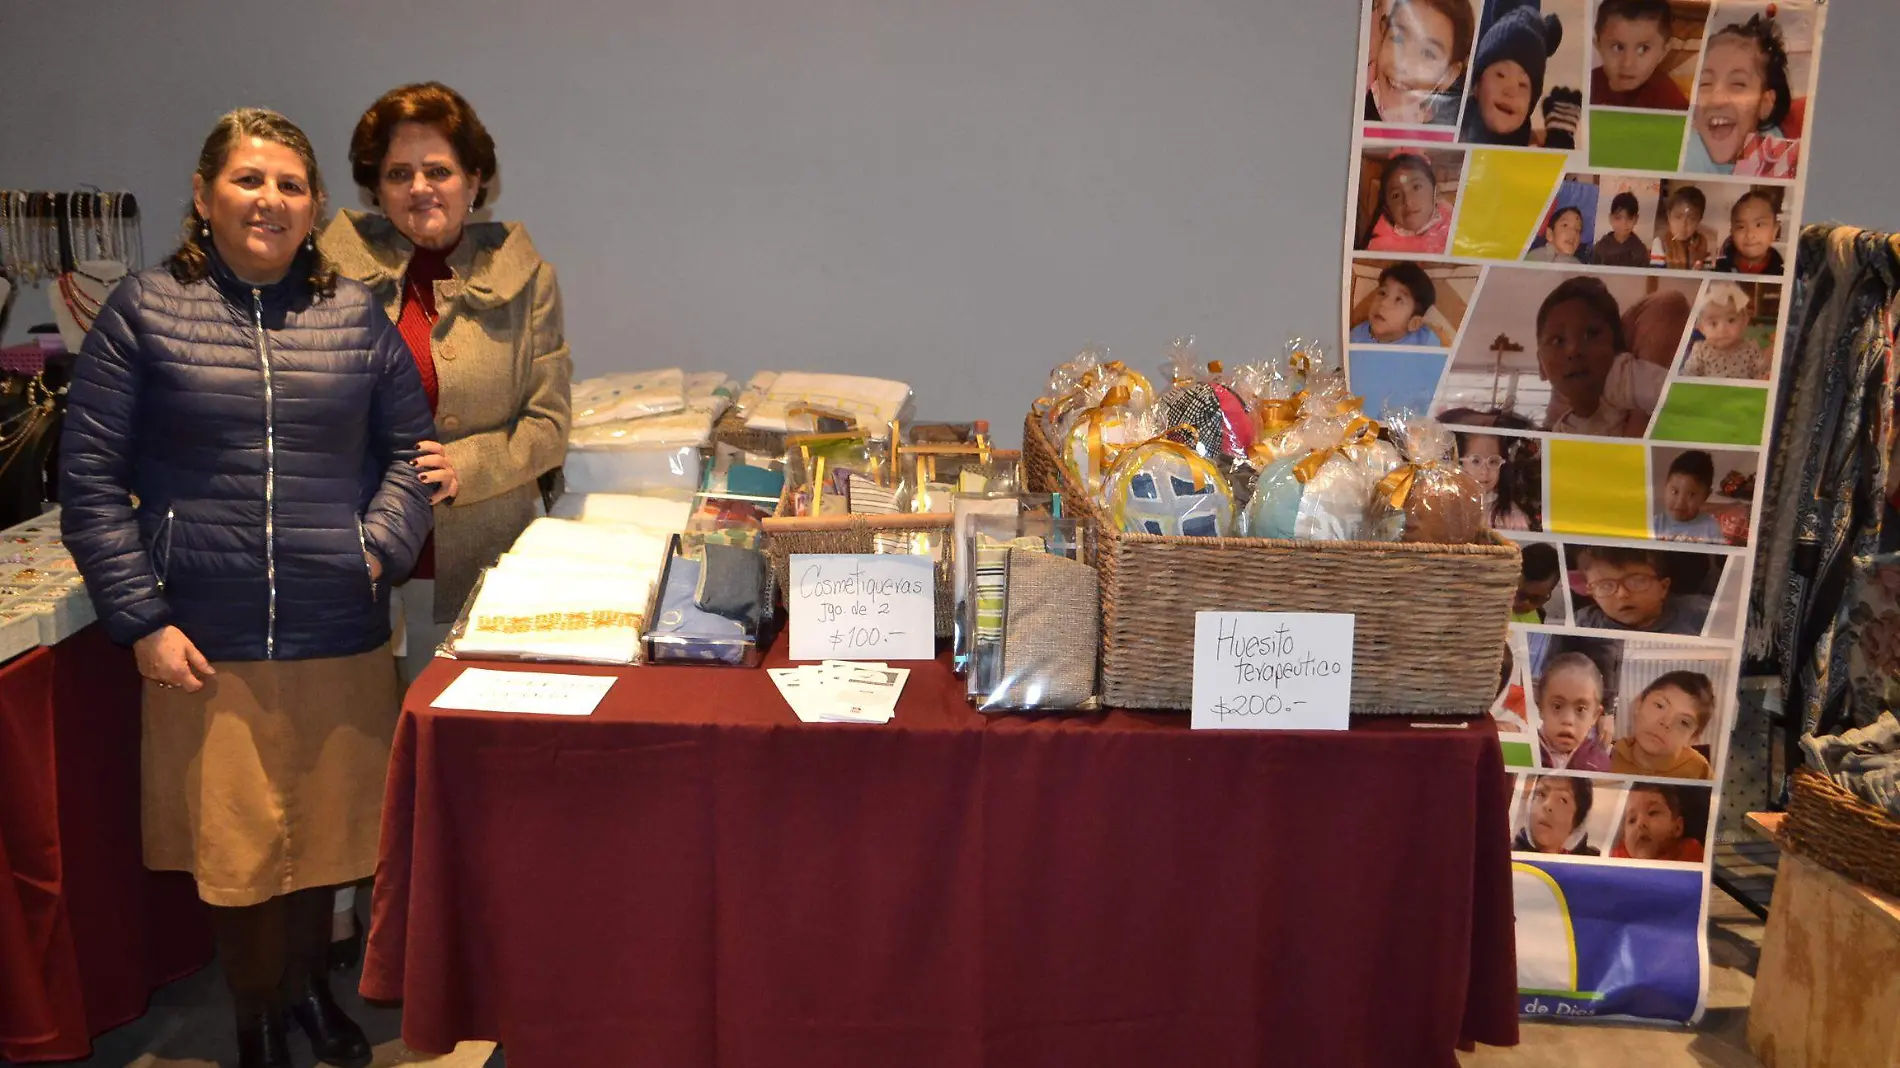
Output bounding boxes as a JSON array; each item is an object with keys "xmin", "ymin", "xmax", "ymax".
[
  {"xmin": 1783, "ymin": 768, "xmax": 1900, "ymax": 900},
  {"xmin": 710, "ymin": 409, "xmax": 788, "ymax": 458},
  {"xmin": 760, "ymin": 449, "xmax": 1022, "ymax": 639},
  {"xmin": 1023, "ymin": 412, "xmax": 1520, "ymax": 713}
]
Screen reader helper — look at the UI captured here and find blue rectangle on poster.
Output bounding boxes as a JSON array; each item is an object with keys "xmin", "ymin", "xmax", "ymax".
[
  {"xmin": 1513, "ymin": 860, "xmax": 1706, "ymax": 1023},
  {"xmin": 1346, "ymin": 349, "xmax": 1449, "ymax": 422}
]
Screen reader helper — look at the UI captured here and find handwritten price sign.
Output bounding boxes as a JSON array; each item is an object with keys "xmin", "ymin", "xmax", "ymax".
[
  {"xmin": 1190, "ymin": 612, "xmax": 1353, "ymax": 731},
  {"xmin": 789, "ymin": 554, "xmax": 936, "ymax": 662}
]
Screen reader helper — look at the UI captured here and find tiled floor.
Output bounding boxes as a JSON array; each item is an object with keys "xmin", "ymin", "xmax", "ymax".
[{"xmin": 21, "ymin": 875, "xmax": 1776, "ymax": 1068}]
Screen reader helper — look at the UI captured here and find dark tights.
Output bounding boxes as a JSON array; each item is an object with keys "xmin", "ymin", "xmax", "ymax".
[{"xmin": 210, "ymin": 886, "xmax": 338, "ymax": 1017}]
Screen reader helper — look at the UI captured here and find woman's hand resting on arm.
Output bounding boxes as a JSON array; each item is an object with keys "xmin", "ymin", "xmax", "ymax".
[{"xmin": 414, "ymin": 440, "xmax": 460, "ymax": 505}]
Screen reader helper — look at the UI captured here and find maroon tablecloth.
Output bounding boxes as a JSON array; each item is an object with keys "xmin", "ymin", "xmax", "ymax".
[
  {"xmin": 0, "ymin": 626, "xmax": 214, "ymax": 1063},
  {"xmin": 367, "ymin": 643, "xmax": 1519, "ymax": 1068}
]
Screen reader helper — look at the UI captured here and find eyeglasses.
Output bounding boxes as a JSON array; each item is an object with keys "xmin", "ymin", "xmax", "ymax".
[
  {"xmin": 1586, "ymin": 574, "xmax": 1660, "ymax": 598},
  {"xmin": 1460, "ymin": 454, "xmax": 1506, "ymax": 472}
]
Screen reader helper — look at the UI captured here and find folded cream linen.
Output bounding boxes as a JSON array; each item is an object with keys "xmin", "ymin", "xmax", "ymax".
[
  {"xmin": 547, "ymin": 493, "xmax": 696, "ymax": 532},
  {"xmin": 569, "ymin": 393, "xmax": 727, "ymax": 449},
  {"xmin": 451, "ymin": 566, "xmax": 651, "ymax": 664},
  {"xmin": 742, "ymin": 372, "xmax": 913, "ymax": 433},
  {"xmin": 571, "ymin": 369, "xmax": 688, "ymax": 428}
]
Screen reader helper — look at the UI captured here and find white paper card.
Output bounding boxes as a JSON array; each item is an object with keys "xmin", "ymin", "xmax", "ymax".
[
  {"xmin": 1190, "ymin": 612, "xmax": 1353, "ymax": 731},
  {"xmin": 432, "ymin": 667, "xmax": 616, "ymax": 716},
  {"xmin": 788, "ymin": 553, "xmax": 935, "ymax": 661}
]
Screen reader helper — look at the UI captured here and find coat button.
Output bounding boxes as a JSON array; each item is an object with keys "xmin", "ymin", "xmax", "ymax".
[
  {"xmin": 436, "ymin": 344, "xmax": 455, "ymax": 361},
  {"xmin": 441, "ymin": 415, "xmax": 461, "ymax": 432}
]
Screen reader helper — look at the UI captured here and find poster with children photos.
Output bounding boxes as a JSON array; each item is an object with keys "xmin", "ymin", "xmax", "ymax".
[{"xmin": 1345, "ymin": 0, "xmax": 1825, "ymax": 1027}]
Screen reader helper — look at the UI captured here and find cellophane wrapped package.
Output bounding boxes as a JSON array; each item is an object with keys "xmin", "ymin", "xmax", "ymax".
[
  {"xmin": 1383, "ymin": 410, "xmax": 1487, "ymax": 544},
  {"xmin": 963, "ymin": 511, "xmax": 1099, "ymax": 712}
]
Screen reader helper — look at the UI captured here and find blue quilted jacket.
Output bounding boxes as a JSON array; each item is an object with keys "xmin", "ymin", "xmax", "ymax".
[{"xmin": 59, "ymin": 251, "xmax": 436, "ymax": 662}]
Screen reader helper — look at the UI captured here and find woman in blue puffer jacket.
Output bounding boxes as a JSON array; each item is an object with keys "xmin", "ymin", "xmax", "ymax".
[{"xmin": 59, "ymin": 108, "xmax": 449, "ymax": 1068}]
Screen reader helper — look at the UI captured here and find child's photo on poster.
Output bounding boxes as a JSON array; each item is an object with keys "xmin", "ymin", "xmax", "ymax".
[
  {"xmin": 1564, "ymin": 542, "xmax": 1727, "ymax": 637},
  {"xmin": 1510, "ymin": 773, "xmax": 1625, "ymax": 856},
  {"xmin": 1364, "ymin": 0, "xmax": 1479, "ymax": 127},
  {"xmin": 1650, "ymin": 444, "xmax": 1757, "ymax": 546},
  {"xmin": 1562, "ymin": 173, "xmax": 1662, "ymax": 268},
  {"xmin": 1460, "ymin": 0, "xmax": 1588, "ymax": 149},
  {"xmin": 1525, "ymin": 632, "xmax": 1621, "ymax": 770},
  {"xmin": 1355, "ymin": 147, "xmax": 1466, "ymax": 255},
  {"xmin": 1678, "ymin": 276, "xmax": 1779, "ymax": 380},
  {"xmin": 1589, "ymin": 0, "xmax": 1709, "ymax": 111},
  {"xmin": 1437, "ymin": 269, "xmax": 1697, "ymax": 438},
  {"xmin": 1604, "ymin": 639, "xmax": 1731, "ymax": 780},
  {"xmin": 1431, "ymin": 417, "xmax": 1544, "ymax": 531},
  {"xmin": 1347, "ymin": 259, "xmax": 1477, "ymax": 347},
  {"xmin": 1612, "ymin": 780, "xmax": 1713, "ymax": 862},
  {"xmin": 1685, "ymin": 0, "xmax": 1814, "ymax": 178},
  {"xmin": 1512, "ymin": 541, "xmax": 1565, "ymax": 624}
]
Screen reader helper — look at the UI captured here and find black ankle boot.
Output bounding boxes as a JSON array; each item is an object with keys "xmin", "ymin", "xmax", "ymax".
[
  {"xmin": 235, "ymin": 1009, "xmax": 293, "ymax": 1068},
  {"xmin": 286, "ymin": 970, "xmax": 372, "ymax": 1068}
]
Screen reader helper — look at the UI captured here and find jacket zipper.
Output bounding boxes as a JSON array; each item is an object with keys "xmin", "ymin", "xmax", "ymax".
[
  {"xmin": 253, "ymin": 288, "xmax": 279, "ymax": 659},
  {"xmin": 154, "ymin": 507, "xmax": 175, "ymax": 593},
  {"xmin": 356, "ymin": 517, "xmax": 380, "ymax": 602}
]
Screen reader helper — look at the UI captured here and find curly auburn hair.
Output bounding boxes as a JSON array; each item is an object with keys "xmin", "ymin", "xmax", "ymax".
[
  {"xmin": 165, "ymin": 107, "xmax": 338, "ymax": 299},
  {"xmin": 348, "ymin": 82, "xmax": 499, "ymax": 209}
]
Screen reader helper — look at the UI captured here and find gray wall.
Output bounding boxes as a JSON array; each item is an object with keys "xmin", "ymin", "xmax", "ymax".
[{"xmin": 3, "ymin": 1, "xmax": 1893, "ymax": 439}]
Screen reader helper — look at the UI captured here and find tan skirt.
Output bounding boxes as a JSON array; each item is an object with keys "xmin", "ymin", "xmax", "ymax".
[{"xmin": 142, "ymin": 642, "xmax": 401, "ymax": 907}]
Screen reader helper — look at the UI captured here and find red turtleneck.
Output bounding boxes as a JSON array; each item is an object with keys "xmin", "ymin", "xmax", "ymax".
[{"xmin": 396, "ymin": 239, "xmax": 456, "ymax": 580}]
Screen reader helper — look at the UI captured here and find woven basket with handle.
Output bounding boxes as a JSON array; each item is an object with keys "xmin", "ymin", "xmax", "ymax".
[
  {"xmin": 1023, "ymin": 411, "xmax": 1519, "ymax": 713},
  {"xmin": 761, "ymin": 449, "xmax": 1021, "ymax": 639},
  {"xmin": 1784, "ymin": 768, "xmax": 1900, "ymax": 900}
]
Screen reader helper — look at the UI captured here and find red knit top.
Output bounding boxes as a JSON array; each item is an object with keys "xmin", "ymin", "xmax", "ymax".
[{"xmin": 397, "ymin": 240, "xmax": 455, "ymax": 580}]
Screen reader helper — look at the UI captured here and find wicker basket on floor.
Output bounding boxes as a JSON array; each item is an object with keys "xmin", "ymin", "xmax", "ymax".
[
  {"xmin": 1783, "ymin": 768, "xmax": 1900, "ymax": 900},
  {"xmin": 1022, "ymin": 412, "xmax": 1519, "ymax": 713}
]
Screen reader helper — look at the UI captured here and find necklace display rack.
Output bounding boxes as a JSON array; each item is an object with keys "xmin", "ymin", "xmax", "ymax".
[{"xmin": 0, "ymin": 189, "xmax": 143, "ymax": 343}]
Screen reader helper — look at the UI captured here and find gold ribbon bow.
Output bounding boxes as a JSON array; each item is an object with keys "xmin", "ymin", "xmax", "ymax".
[
  {"xmin": 1376, "ymin": 463, "xmax": 1419, "ymax": 509},
  {"xmin": 1292, "ymin": 416, "xmax": 1379, "ymax": 485},
  {"xmin": 1113, "ymin": 425, "xmax": 1211, "ymax": 492},
  {"xmin": 1082, "ymin": 384, "xmax": 1137, "ymax": 477}
]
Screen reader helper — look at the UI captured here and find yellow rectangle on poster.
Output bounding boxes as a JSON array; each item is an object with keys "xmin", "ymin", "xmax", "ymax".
[
  {"xmin": 1547, "ymin": 439, "xmax": 1649, "ymax": 539},
  {"xmin": 1452, "ymin": 150, "xmax": 1569, "ymax": 261}
]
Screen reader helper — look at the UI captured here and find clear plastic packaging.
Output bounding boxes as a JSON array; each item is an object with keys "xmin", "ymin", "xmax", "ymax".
[
  {"xmin": 963, "ymin": 512, "xmax": 1100, "ymax": 712},
  {"xmin": 1383, "ymin": 410, "xmax": 1487, "ymax": 544},
  {"xmin": 644, "ymin": 536, "xmax": 769, "ymax": 667},
  {"xmin": 570, "ymin": 369, "xmax": 689, "ymax": 427},
  {"xmin": 1243, "ymin": 378, "xmax": 1380, "ymax": 540},
  {"xmin": 1039, "ymin": 344, "xmax": 1110, "ymax": 429},
  {"xmin": 1101, "ymin": 435, "xmax": 1235, "ymax": 538},
  {"xmin": 1061, "ymin": 387, "xmax": 1164, "ymax": 499},
  {"xmin": 562, "ymin": 443, "xmax": 702, "ymax": 496},
  {"xmin": 1153, "ymin": 337, "xmax": 1251, "ymax": 467},
  {"xmin": 949, "ymin": 491, "xmax": 1058, "ymax": 670}
]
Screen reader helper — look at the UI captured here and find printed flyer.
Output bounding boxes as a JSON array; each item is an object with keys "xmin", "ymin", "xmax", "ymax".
[{"xmin": 1341, "ymin": 0, "xmax": 1827, "ymax": 1023}]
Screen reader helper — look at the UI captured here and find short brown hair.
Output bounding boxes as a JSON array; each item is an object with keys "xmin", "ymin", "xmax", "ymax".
[
  {"xmin": 1640, "ymin": 670, "xmax": 1717, "ymax": 734},
  {"xmin": 349, "ymin": 82, "xmax": 499, "ymax": 208}
]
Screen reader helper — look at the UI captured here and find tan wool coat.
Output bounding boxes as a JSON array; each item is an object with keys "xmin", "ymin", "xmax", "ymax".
[{"xmin": 320, "ymin": 210, "xmax": 572, "ymax": 622}]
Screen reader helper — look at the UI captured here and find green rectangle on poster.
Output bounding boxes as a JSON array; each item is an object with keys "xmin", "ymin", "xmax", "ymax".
[
  {"xmin": 1589, "ymin": 111, "xmax": 1688, "ymax": 172},
  {"xmin": 1650, "ymin": 384, "xmax": 1769, "ymax": 446},
  {"xmin": 1502, "ymin": 740, "xmax": 1536, "ymax": 768}
]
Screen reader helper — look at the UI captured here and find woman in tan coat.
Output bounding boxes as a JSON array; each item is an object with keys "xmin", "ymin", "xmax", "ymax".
[
  {"xmin": 318, "ymin": 82, "xmax": 571, "ymax": 965},
  {"xmin": 321, "ymin": 81, "xmax": 572, "ymax": 679}
]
